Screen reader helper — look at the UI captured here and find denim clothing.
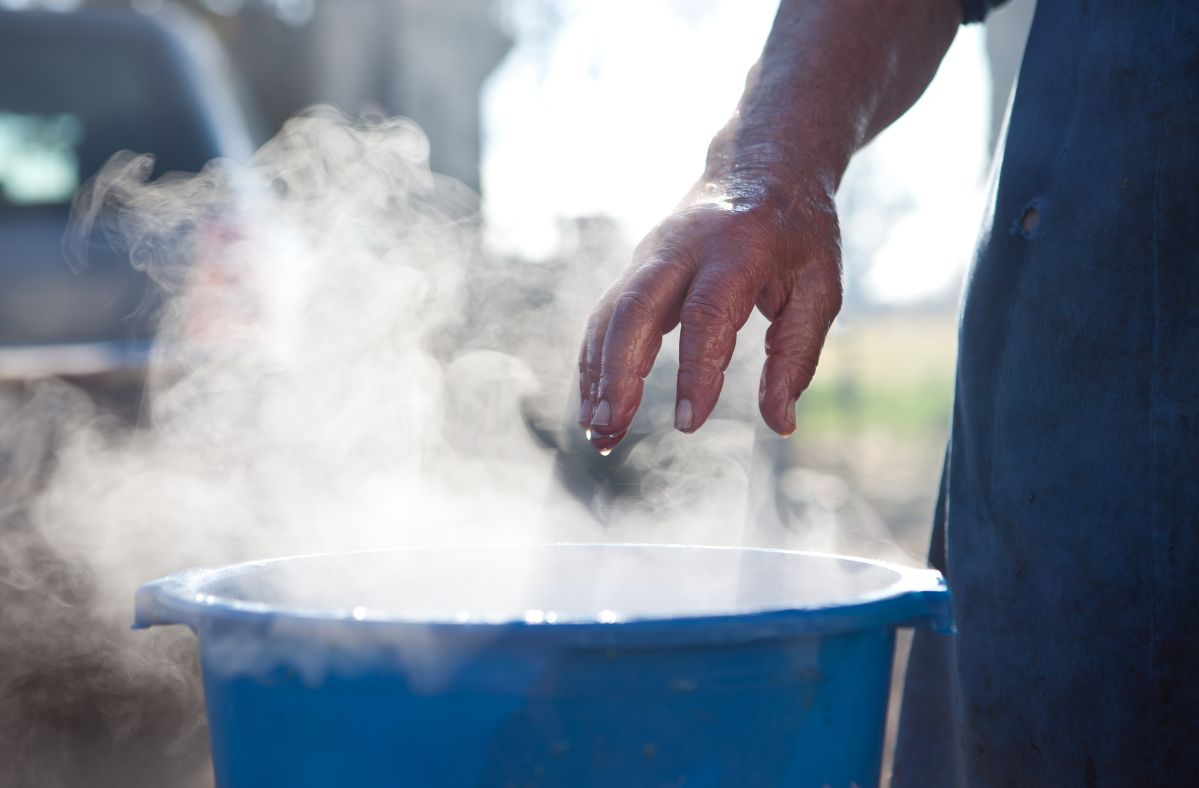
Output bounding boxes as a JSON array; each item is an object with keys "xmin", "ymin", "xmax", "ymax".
[{"xmin": 893, "ymin": 2, "xmax": 1199, "ymax": 785}]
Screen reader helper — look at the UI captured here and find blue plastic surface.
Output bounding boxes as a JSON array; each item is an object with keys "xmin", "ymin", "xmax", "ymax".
[{"xmin": 135, "ymin": 544, "xmax": 952, "ymax": 787}]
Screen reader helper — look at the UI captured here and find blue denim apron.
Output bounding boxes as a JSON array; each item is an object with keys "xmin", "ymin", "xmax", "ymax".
[{"xmin": 892, "ymin": 2, "xmax": 1199, "ymax": 785}]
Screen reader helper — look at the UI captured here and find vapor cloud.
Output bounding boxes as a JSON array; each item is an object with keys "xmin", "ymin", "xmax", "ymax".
[{"xmin": 0, "ymin": 107, "xmax": 908, "ymax": 786}]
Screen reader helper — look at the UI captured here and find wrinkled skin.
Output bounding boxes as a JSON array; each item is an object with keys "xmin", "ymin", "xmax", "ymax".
[
  {"xmin": 579, "ymin": 180, "xmax": 842, "ymax": 452},
  {"xmin": 578, "ymin": 0, "xmax": 960, "ymax": 452}
]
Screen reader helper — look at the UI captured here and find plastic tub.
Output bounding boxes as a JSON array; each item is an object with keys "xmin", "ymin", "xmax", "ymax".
[{"xmin": 134, "ymin": 544, "xmax": 952, "ymax": 787}]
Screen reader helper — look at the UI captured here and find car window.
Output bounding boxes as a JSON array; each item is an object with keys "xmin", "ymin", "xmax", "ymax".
[
  {"xmin": 0, "ymin": 16, "xmax": 221, "ymax": 213},
  {"xmin": 0, "ymin": 112, "xmax": 84, "ymax": 207}
]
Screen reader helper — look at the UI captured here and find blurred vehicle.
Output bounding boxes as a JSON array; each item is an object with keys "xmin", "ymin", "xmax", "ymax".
[{"xmin": 0, "ymin": 7, "xmax": 256, "ymax": 408}]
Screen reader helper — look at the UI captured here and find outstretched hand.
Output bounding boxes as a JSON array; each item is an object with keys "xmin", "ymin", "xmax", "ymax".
[
  {"xmin": 578, "ymin": 179, "xmax": 843, "ymax": 454},
  {"xmin": 575, "ymin": 0, "xmax": 961, "ymax": 455}
]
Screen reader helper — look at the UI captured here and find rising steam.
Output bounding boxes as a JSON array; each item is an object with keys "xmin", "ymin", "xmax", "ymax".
[
  {"xmin": 0, "ymin": 107, "xmax": 770, "ymax": 786},
  {"xmin": 0, "ymin": 107, "xmax": 905, "ymax": 786}
]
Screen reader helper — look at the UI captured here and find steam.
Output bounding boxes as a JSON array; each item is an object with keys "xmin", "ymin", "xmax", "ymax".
[{"xmin": 0, "ymin": 107, "xmax": 908, "ymax": 785}]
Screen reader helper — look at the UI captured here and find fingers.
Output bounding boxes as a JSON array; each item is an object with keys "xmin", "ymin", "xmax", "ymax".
[
  {"xmin": 578, "ymin": 199, "xmax": 841, "ymax": 451},
  {"xmin": 578, "ymin": 294, "xmax": 616, "ymax": 427},
  {"xmin": 581, "ymin": 255, "xmax": 694, "ymax": 450},
  {"xmin": 674, "ymin": 260, "xmax": 764, "ymax": 433},
  {"xmin": 758, "ymin": 263, "xmax": 841, "ymax": 436}
]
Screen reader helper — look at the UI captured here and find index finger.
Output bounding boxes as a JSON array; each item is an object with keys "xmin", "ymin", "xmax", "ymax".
[{"xmin": 586, "ymin": 255, "xmax": 694, "ymax": 449}]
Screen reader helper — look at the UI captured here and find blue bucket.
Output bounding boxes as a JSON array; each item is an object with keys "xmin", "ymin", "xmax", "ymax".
[{"xmin": 134, "ymin": 544, "xmax": 952, "ymax": 787}]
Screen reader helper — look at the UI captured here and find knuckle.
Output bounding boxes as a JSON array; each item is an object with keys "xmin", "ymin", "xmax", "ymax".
[
  {"xmin": 599, "ymin": 344, "xmax": 645, "ymax": 379},
  {"xmin": 610, "ymin": 290, "xmax": 657, "ymax": 326},
  {"xmin": 772, "ymin": 350, "xmax": 818, "ymax": 390},
  {"xmin": 634, "ymin": 218, "xmax": 697, "ymax": 262},
  {"xmin": 785, "ymin": 264, "xmax": 843, "ymax": 327},
  {"xmin": 681, "ymin": 353, "xmax": 724, "ymax": 374},
  {"xmin": 678, "ymin": 363, "xmax": 724, "ymax": 390},
  {"xmin": 680, "ymin": 295, "xmax": 734, "ymax": 328},
  {"xmin": 631, "ymin": 232, "xmax": 671, "ymax": 263}
]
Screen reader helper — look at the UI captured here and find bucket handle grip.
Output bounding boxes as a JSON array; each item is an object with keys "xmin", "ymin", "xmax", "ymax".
[
  {"xmin": 133, "ymin": 570, "xmax": 209, "ymax": 631},
  {"xmin": 894, "ymin": 567, "xmax": 954, "ymax": 634}
]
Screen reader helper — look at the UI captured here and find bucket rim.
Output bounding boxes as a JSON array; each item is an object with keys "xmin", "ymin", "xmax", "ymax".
[{"xmin": 134, "ymin": 543, "xmax": 954, "ymax": 642}]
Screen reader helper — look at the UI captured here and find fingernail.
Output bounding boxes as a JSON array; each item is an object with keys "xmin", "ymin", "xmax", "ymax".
[
  {"xmin": 782, "ymin": 396, "xmax": 798, "ymax": 437},
  {"xmin": 674, "ymin": 398, "xmax": 693, "ymax": 432},
  {"xmin": 591, "ymin": 400, "xmax": 612, "ymax": 428},
  {"xmin": 578, "ymin": 398, "xmax": 593, "ymax": 424}
]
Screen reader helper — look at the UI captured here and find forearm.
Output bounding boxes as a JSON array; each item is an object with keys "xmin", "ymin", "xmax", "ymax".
[{"xmin": 701, "ymin": 0, "xmax": 961, "ymax": 203}]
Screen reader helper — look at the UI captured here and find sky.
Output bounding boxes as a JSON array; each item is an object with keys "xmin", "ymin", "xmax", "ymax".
[{"xmin": 481, "ymin": 0, "xmax": 994, "ymax": 305}]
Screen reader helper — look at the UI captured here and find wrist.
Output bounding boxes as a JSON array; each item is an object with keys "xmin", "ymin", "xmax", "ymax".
[
  {"xmin": 701, "ymin": 120, "xmax": 847, "ymax": 203},
  {"xmin": 689, "ymin": 135, "xmax": 840, "ymax": 224}
]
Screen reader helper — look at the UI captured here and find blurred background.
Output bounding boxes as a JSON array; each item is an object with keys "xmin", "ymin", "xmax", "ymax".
[
  {"xmin": 2, "ymin": 0, "xmax": 1035, "ymax": 551},
  {"xmin": 0, "ymin": 0, "xmax": 1035, "ymax": 784}
]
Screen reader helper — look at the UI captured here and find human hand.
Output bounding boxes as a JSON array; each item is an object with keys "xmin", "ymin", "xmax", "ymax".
[{"xmin": 578, "ymin": 177, "xmax": 843, "ymax": 454}]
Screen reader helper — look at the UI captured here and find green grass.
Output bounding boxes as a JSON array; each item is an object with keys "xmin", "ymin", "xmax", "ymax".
[{"xmin": 795, "ymin": 314, "xmax": 957, "ymax": 437}]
